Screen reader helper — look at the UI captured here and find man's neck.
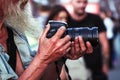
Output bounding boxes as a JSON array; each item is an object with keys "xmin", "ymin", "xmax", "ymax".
[{"xmin": 70, "ymin": 12, "xmax": 87, "ymax": 21}]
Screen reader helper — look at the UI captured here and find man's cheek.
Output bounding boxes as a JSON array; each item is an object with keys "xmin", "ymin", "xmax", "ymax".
[{"xmin": 12, "ymin": 0, "xmax": 19, "ymax": 4}]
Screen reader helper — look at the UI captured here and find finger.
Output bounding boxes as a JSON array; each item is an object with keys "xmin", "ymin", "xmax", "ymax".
[
  {"xmin": 65, "ymin": 53, "xmax": 73, "ymax": 59},
  {"xmin": 63, "ymin": 47, "xmax": 71, "ymax": 56},
  {"xmin": 59, "ymin": 42, "xmax": 71, "ymax": 55},
  {"xmin": 66, "ymin": 47, "xmax": 71, "ymax": 53},
  {"xmin": 54, "ymin": 35, "xmax": 71, "ymax": 50},
  {"xmin": 60, "ymin": 35, "xmax": 71, "ymax": 45},
  {"xmin": 70, "ymin": 41, "xmax": 75, "ymax": 55},
  {"xmin": 52, "ymin": 26, "xmax": 66, "ymax": 40},
  {"xmin": 78, "ymin": 36, "xmax": 86, "ymax": 53},
  {"xmin": 74, "ymin": 37, "xmax": 81, "ymax": 54},
  {"xmin": 86, "ymin": 41, "xmax": 93, "ymax": 53},
  {"xmin": 60, "ymin": 42, "xmax": 71, "ymax": 52},
  {"xmin": 41, "ymin": 24, "xmax": 50, "ymax": 38}
]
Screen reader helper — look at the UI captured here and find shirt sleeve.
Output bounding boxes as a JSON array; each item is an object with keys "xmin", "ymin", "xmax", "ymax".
[
  {"xmin": 96, "ymin": 16, "xmax": 106, "ymax": 33},
  {"xmin": 0, "ymin": 46, "xmax": 18, "ymax": 80}
]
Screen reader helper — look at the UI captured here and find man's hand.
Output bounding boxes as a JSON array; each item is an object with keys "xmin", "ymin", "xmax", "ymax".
[
  {"xmin": 65, "ymin": 36, "xmax": 93, "ymax": 60},
  {"xmin": 102, "ymin": 64, "xmax": 109, "ymax": 75},
  {"xmin": 37, "ymin": 25, "xmax": 71, "ymax": 64}
]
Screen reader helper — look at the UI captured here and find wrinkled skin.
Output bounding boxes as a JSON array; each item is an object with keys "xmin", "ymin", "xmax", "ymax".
[{"xmin": 38, "ymin": 25, "xmax": 71, "ymax": 64}]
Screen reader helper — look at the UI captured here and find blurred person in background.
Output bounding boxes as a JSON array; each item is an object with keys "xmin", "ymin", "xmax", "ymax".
[
  {"xmin": 46, "ymin": 5, "xmax": 69, "ymax": 23},
  {"xmin": 65, "ymin": 0, "xmax": 110, "ymax": 80},
  {"xmin": 31, "ymin": 0, "xmax": 51, "ymax": 28},
  {"xmin": 113, "ymin": 19, "xmax": 120, "ymax": 68},
  {"xmin": 0, "ymin": 0, "xmax": 93, "ymax": 80},
  {"xmin": 100, "ymin": 9, "xmax": 115, "ymax": 69}
]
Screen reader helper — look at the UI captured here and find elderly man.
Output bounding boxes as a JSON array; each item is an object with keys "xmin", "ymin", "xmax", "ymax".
[{"xmin": 0, "ymin": 0, "xmax": 93, "ymax": 80}]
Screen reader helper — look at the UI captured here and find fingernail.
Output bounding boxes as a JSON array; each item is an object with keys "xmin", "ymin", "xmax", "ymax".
[
  {"xmin": 72, "ymin": 41, "xmax": 74, "ymax": 44},
  {"xmin": 60, "ymin": 26, "xmax": 66, "ymax": 30},
  {"xmin": 75, "ymin": 37, "xmax": 78, "ymax": 39},
  {"xmin": 79, "ymin": 36, "xmax": 82, "ymax": 38},
  {"xmin": 45, "ymin": 24, "xmax": 50, "ymax": 28},
  {"xmin": 47, "ymin": 23, "xmax": 50, "ymax": 26},
  {"xmin": 86, "ymin": 41, "xmax": 90, "ymax": 44}
]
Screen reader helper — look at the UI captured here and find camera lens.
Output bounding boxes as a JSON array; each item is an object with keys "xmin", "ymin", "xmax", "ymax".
[
  {"xmin": 91, "ymin": 27, "xmax": 98, "ymax": 47},
  {"xmin": 66, "ymin": 27, "xmax": 98, "ymax": 47}
]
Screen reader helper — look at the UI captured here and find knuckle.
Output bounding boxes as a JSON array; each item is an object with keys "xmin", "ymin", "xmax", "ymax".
[
  {"xmin": 76, "ymin": 48, "xmax": 80, "ymax": 52},
  {"xmin": 82, "ymin": 47, "xmax": 86, "ymax": 52},
  {"xmin": 39, "ymin": 38, "xmax": 44, "ymax": 43},
  {"xmin": 56, "ymin": 43, "xmax": 61, "ymax": 47},
  {"xmin": 60, "ymin": 48, "xmax": 65, "ymax": 54},
  {"xmin": 59, "ymin": 26, "xmax": 66, "ymax": 31},
  {"xmin": 68, "ymin": 41, "xmax": 72, "ymax": 46},
  {"xmin": 66, "ymin": 35, "xmax": 71, "ymax": 40},
  {"xmin": 74, "ymin": 56, "xmax": 77, "ymax": 59},
  {"xmin": 59, "ymin": 48, "xmax": 63, "ymax": 52},
  {"xmin": 50, "ymin": 38, "xmax": 57, "ymax": 43},
  {"xmin": 89, "ymin": 49, "xmax": 93, "ymax": 53}
]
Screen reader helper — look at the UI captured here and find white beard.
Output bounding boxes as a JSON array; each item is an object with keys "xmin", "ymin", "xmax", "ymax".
[{"xmin": 4, "ymin": 1, "xmax": 43, "ymax": 39}]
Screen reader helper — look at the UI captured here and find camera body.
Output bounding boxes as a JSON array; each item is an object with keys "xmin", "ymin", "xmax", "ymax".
[{"xmin": 47, "ymin": 20, "xmax": 98, "ymax": 47}]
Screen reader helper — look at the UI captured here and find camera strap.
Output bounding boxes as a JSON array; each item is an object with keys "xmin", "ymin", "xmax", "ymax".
[
  {"xmin": 64, "ymin": 63, "xmax": 72, "ymax": 80},
  {"xmin": 7, "ymin": 27, "xmax": 17, "ymax": 71},
  {"xmin": 55, "ymin": 61, "xmax": 61, "ymax": 80},
  {"xmin": 55, "ymin": 57, "xmax": 72, "ymax": 80}
]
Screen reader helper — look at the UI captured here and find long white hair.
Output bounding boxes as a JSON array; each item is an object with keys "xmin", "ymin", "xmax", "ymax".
[{"xmin": 4, "ymin": 1, "xmax": 43, "ymax": 39}]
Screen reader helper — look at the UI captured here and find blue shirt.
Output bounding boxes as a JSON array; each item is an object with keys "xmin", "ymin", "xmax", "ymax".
[{"xmin": 0, "ymin": 29, "xmax": 36, "ymax": 80}]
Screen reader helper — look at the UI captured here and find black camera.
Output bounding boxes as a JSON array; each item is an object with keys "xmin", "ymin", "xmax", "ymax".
[{"xmin": 46, "ymin": 20, "xmax": 98, "ymax": 47}]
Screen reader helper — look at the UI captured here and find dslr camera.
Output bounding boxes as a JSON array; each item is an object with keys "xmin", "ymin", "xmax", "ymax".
[{"xmin": 47, "ymin": 20, "xmax": 98, "ymax": 47}]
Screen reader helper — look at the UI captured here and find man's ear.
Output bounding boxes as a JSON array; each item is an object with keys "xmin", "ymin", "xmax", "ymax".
[{"xmin": 20, "ymin": 0, "xmax": 28, "ymax": 10}]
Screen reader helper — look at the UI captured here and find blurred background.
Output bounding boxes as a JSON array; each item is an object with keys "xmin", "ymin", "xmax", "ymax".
[{"xmin": 29, "ymin": 0, "xmax": 120, "ymax": 80}]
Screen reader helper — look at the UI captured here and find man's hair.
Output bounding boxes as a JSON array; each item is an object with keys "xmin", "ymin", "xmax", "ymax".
[
  {"xmin": 0, "ymin": 0, "xmax": 12, "ymax": 16},
  {"xmin": 100, "ymin": 8, "xmax": 108, "ymax": 16},
  {"xmin": 0, "ymin": 0, "xmax": 22, "ymax": 16},
  {"xmin": 46, "ymin": 5, "xmax": 70, "ymax": 24},
  {"xmin": 1, "ymin": 0, "xmax": 43, "ymax": 39}
]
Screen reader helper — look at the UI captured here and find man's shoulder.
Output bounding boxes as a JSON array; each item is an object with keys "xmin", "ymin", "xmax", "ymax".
[{"xmin": 87, "ymin": 13, "xmax": 100, "ymax": 19}]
